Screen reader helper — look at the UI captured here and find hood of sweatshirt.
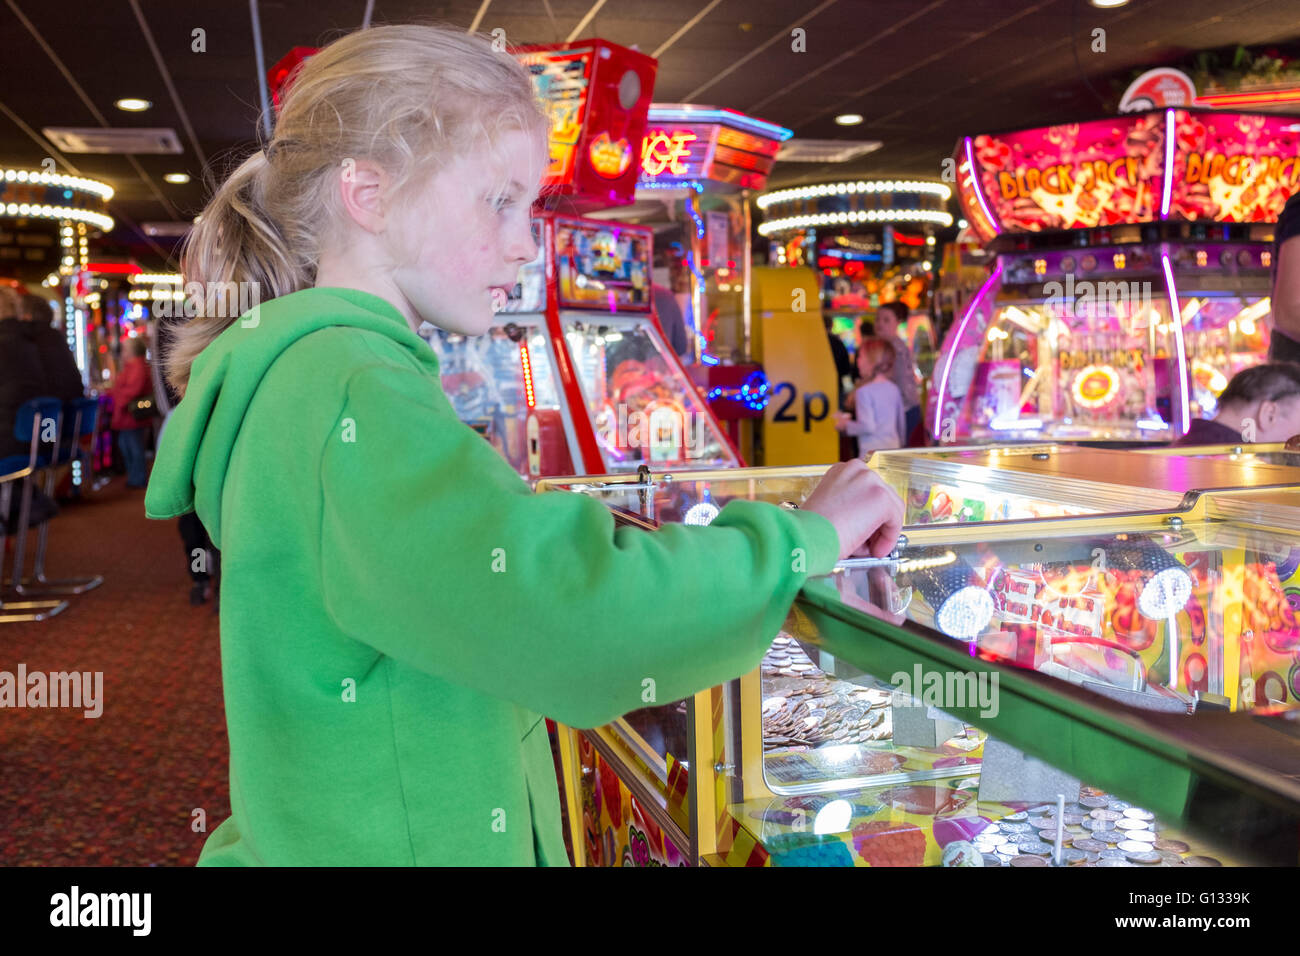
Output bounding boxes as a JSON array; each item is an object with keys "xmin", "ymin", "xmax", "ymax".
[{"xmin": 144, "ymin": 287, "xmax": 438, "ymax": 541}]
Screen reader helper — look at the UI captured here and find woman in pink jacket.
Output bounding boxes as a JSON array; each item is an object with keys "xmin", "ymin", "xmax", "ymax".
[{"xmin": 110, "ymin": 337, "xmax": 153, "ymax": 488}]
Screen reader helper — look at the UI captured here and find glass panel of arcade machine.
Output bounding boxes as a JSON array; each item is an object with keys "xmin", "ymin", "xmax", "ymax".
[
  {"xmin": 1181, "ymin": 295, "xmax": 1271, "ymax": 418},
  {"xmin": 737, "ymin": 513, "xmax": 1298, "ymax": 866},
  {"xmin": 563, "ymin": 317, "xmax": 736, "ymax": 472},
  {"xmin": 424, "ymin": 325, "xmax": 562, "ymax": 478},
  {"xmin": 948, "ymin": 287, "xmax": 1178, "ymax": 444}
]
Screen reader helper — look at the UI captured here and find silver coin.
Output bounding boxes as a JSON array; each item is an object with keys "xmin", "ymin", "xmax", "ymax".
[
  {"xmin": 1125, "ymin": 829, "xmax": 1157, "ymax": 843},
  {"xmin": 1061, "ymin": 847, "xmax": 1086, "ymax": 862},
  {"xmin": 982, "ymin": 853, "xmax": 1005, "ymax": 867},
  {"xmin": 1117, "ymin": 840, "xmax": 1153, "ymax": 853},
  {"xmin": 1123, "ymin": 807, "xmax": 1155, "ymax": 821},
  {"xmin": 1015, "ymin": 841, "xmax": 1053, "ymax": 855},
  {"xmin": 998, "ymin": 845, "xmax": 1020, "ymax": 857},
  {"xmin": 1083, "ymin": 819, "xmax": 1116, "ymax": 832},
  {"xmin": 1090, "ymin": 809, "xmax": 1123, "ymax": 821},
  {"xmin": 1080, "ymin": 796, "xmax": 1108, "ymax": 808},
  {"xmin": 1097, "ymin": 858, "xmax": 1132, "ymax": 866},
  {"xmin": 1115, "ymin": 818, "xmax": 1151, "ymax": 831},
  {"xmin": 1003, "ymin": 811, "xmax": 1029, "ymax": 822},
  {"xmin": 979, "ymin": 833, "xmax": 1008, "ymax": 847},
  {"xmin": 999, "ymin": 821, "xmax": 1033, "ymax": 833},
  {"xmin": 1013, "ymin": 832, "xmax": 1048, "ymax": 846},
  {"xmin": 1107, "ymin": 799, "xmax": 1132, "ymax": 811},
  {"xmin": 1127, "ymin": 850, "xmax": 1162, "ymax": 864},
  {"xmin": 1100, "ymin": 848, "xmax": 1130, "ymax": 860},
  {"xmin": 1073, "ymin": 838, "xmax": 1108, "ymax": 853}
]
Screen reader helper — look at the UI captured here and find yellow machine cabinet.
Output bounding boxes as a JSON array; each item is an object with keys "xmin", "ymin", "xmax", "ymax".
[{"xmin": 750, "ymin": 267, "xmax": 840, "ymax": 466}]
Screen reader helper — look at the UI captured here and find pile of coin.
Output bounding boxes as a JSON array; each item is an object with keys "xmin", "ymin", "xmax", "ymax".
[
  {"xmin": 972, "ymin": 790, "xmax": 1223, "ymax": 867},
  {"xmin": 760, "ymin": 636, "xmax": 893, "ymax": 750}
]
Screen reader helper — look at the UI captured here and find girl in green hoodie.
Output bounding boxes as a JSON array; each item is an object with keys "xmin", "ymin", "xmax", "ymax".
[{"xmin": 145, "ymin": 23, "xmax": 903, "ymax": 866}]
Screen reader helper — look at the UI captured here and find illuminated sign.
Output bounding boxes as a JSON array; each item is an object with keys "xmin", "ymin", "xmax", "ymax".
[
  {"xmin": 957, "ymin": 109, "xmax": 1300, "ymax": 239},
  {"xmin": 519, "ymin": 47, "xmax": 593, "ymax": 186},
  {"xmin": 641, "ymin": 127, "xmax": 701, "ymax": 177}
]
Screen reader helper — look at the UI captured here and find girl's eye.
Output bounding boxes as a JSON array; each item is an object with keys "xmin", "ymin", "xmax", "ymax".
[{"xmin": 492, "ymin": 196, "xmax": 514, "ymax": 212}]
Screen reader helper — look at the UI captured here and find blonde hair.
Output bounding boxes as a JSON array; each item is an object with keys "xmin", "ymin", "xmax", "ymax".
[{"xmin": 167, "ymin": 23, "xmax": 549, "ymax": 394}]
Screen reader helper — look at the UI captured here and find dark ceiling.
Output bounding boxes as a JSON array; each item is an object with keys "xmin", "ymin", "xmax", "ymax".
[{"xmin": 2, "ymin": 0, "xmax": 1298, "ymax": 272}]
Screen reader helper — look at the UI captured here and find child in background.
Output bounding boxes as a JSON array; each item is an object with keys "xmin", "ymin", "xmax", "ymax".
[
  {"xmin": 144, "ymin": 24, "xmax": 902, "ymax": 866},
  {"xmin": 835, "ymin": 336, "xmax": 907, "ymax": 456}
]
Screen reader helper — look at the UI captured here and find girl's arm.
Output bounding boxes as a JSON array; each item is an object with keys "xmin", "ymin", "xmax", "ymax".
[{"xmin": 319, "ymin": 364, "xmax": 841, "ymax": 730}]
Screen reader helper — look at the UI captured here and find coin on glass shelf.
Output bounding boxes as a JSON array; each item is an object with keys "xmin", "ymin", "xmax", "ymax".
[
  {"xmin": 1003, "ymin": 811, "xmax": 1030, "ymax": 822},
  {"xmin": 1010, "ymin": 855, "xmax": 1048, "ymax": 867},
  {"xmin": 1080, "ymin": 796, "xmax": 1109, "ymax": 808},
  {"xmin": 999, "ymin": 844, "xmax": 1020, "ymax": 857},
  {"xmin": 1115, "ymin": 818, "xmax": 1151, "ymax": 831},
  {"xmin": 1097, "ymin": 858, "xmax": 1131, "ymax": 867},
  {"xmin": 1157, "ymin": 851, "xmax": 1184, "ymax": 864},
  {"xmin": 1117, "ymin": 840, "xmax": 1153, "ymax": 853},
  {"xmin": 1090, "ymin": 809, "xmax": 1123, "ymax": 821},
  {"xmin": 1038, "ymin": 828, "xmax": 1070, "ymax": 844},
  {"xmin": 999, "ymin": 821, "xmax": 1033, "ymax": 833},
  {"xmin": 1013, "ymin": 832, "xmax": 1047, "ymax": 846},
  {"xmin": 1100, "ymin": 848, "xmax": 1130, "ymax": 860},
  {"xmin": 1073, "ymin": 838, "xmax": 1108, "ymax": 853},
  {"xmin": 1083, "ymin": 819, "xmax": 1115, "ymax": 832},
  {"xmin": 1062, "ymin": 813, "xmax": 1086, "ymax": 825},
  {"xmin": 1107, "ymin": 799, "xmax": 1132, "ymax": 811},
  {"xmin": 1123, "ymin": 807, "xmax": 1154, "ymax": 821},
  {"xmin": 1125, "ymin": 830, "xmax": 1157, "ymax": 844},
  {"xmin": 1061, "ymin": 848, "xmax": 1086, "ymax": 863},
  {"xmin": 980, "ymin": 833, "xmax": 1008, "ymax": 846},
  {"xmin": 1127, "ymin": 850, "xmax": 1162, "ymax": 864},
  {"xmin": 1183, "ymin": 856, "xmax": 1222, "ymax": 867},
  {"xmin": 982, "ymin": 853, "xmax": 1005, "ymax": 867},
  {"xmin": 1154, "ymin": 839, "xmax": 1189, "ymax": 854},
  {"xmin": 1020, "ymin": 842, "xmax": 1054, "ymax": 856}
]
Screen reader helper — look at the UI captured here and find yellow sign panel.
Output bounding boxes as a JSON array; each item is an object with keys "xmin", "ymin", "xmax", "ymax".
[{"xmin": 751, "ymin": 267, "xmax": 839, "ymax": 466}]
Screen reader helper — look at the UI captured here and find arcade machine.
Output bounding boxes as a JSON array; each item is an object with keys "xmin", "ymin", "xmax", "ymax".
[
  {"xmin": 421, "ymin": 40, "xmax": 741, "ymax": 480},
  {"xmin": 623, "ymin": 105, "xmax": 793, "ymax": 462},
  {"xmin": 933, "ymin": 109, "xmax": 1298, "ymax": 445}
]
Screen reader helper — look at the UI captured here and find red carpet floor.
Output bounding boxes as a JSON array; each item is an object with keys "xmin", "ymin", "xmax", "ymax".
[{"xmin": 0, "ymin": 479, "xmax": 228, "ymax": 866}]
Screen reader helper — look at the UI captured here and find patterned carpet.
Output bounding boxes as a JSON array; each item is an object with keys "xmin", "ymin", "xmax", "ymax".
[{"xmin": 0, "ymin": 479, "xmax": 228, "ymax": 866}]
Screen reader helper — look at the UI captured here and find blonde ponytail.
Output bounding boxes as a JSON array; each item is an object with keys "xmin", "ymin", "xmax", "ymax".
[{"xmin": 165, "ymin": 23, "xmax": 548, "ymax": 395}]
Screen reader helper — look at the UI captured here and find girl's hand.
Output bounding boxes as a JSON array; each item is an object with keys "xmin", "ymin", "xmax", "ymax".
[
  {"xmin": 801, "ymin": 459, "xmax": 904, "ymax": 560},
  {"xmin": 833, "ymin": 411, "xmax": 851, "ymax": 431}
]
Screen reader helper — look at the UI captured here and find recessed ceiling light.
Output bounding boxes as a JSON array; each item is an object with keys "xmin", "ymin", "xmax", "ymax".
[
  {"xmin": 834, "ymin": 113, "xmax": 864, "ymax": 126},
  {"xmin": 1089, "ymin": 0, "xmax": 1129, "ymax": 7},
  {"xmin": 115, "ymin": 98, "xmax": 153, "ymax": 112},
  {"xmin": 163, "ymin": 173, "xmax": 190, "ymax": 184}
]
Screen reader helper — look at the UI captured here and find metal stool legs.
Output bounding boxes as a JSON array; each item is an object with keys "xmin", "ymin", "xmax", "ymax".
[{"xmin": 0, "ymin": 472, "xmax": 69, "ymax": 622}]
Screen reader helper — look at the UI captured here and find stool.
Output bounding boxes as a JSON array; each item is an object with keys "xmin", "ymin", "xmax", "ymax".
[
  {"xmin": 0, "ymin": 398, "xmax": 68, "ymax": 622},
  {"xmin": 16, "ymin": 396, "xmax": 104, "ymax": 595}
]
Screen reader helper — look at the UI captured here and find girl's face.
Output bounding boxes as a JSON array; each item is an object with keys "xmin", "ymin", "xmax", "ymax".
[{"xmin": 384, "ymin": 128, "xmax": 544, "ymax": 336}]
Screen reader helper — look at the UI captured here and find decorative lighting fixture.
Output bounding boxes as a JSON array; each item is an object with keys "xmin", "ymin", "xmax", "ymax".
[
  {"xmin": 163, "ymin": 173, "xmax": 191, "ymax": 184},
  {"xmin": 834, "ymin": 114, "xmax": 864, "ymax": 126},
  {"xmin": 114, "ymin": 98, "xmax": 153, "ymax": 112}
]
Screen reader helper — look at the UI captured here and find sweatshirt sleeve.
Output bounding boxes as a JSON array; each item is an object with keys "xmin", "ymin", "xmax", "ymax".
[
  {"xmin": 318, "ymin": 364, "xmax": 842, "ymax": 729},
  {"xmin": 842, "ymin": 385, "xmax": 878, "ymax": 438}
]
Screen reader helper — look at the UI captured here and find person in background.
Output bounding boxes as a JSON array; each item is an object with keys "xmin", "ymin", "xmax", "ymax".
[
  {"xmin": 110, "ymin": 336, "xmax": 153, "ymax": 489},
  {"xmin": 835, "ymin": 336, "xmax": 907, "ymax": 456},
  {"xmin": 0, "ymin": 286, "xmax": 62, "ymax": 531},
  {"xmin": 873, "ymin": 301, "xmax": 922, "ymax": 444},
  {"xmin": 652, "ymin": 282, "xmax": 691, "ymax": 363},
  {"xmin": 1173, "ymin": 363, "xmax": 1300, "ymax": 446},
  {"xmin": 825, "ymin": 314, "xmax": 854, "ymax": 396},
  {"xmin": 20, "ymin": 294, "xmax": 83, "ymax": 403},
  {"xmin": 1268, "ymin": 191, "xmax": 1300, "ymax": 361}
]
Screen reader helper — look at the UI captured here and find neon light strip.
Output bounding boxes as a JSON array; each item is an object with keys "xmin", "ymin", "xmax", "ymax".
[
  {"xmin": 757, "ymin": 180, "xmax": 952, "ymax": 208},
  {"xmin": 1161, "ymin": 253, "xmax": 1191, "ymax": 435},
  {"xmin": 963, "ymin": 137, "xmax": 1000, "ymax": 237},
  {"xmin": 520, "ymin": 343, "xmax": 536, "ymax": 408},
  {"xmin": 1160, "ymin": 109, "xmax": 1175, "ymax": 219},
  {"xmin": 1196, "ymin": 89, "xmax": 1300, "ymax": 107},
  {"xmin": 646, "ymin": 106, "xmax": 792, "ymax": 141},
  {"xmin": 933, "ymin": 260, "xmax": 1004, "ymax": 439},
  {"xmin": 758, "ymin": 209, "xmax": 952, "ymax": 234}
]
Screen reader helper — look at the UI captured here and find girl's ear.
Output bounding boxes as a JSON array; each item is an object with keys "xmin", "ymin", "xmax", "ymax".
[{"xmin": 337, "ymin": 159, "xmax": 390, "ymax": 235}]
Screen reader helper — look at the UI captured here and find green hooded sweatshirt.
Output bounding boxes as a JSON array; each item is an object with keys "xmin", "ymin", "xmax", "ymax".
[{"xmin": 145, "ymin": 287, "xmax": 841, "ymax": 866}]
